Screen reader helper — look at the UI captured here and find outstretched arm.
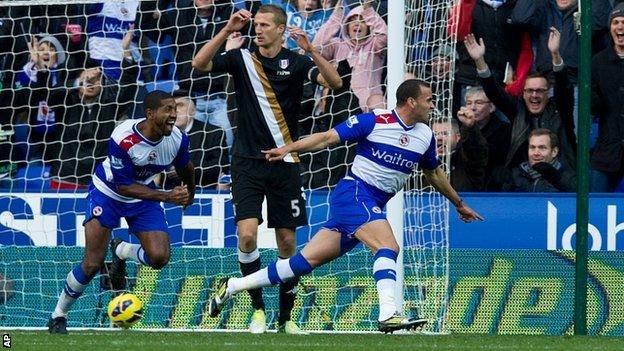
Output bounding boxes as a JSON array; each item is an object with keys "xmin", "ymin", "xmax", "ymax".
[
  {"xmin": 422, "ymin": 166, "xmax": 485, "ymax": 223},
  {"xmin": 289, "ymin": 26, "xmax": 342, "ymax": 90},
  {"xmin": 262, "ymin": 129, "xmax": 341, "ymax": 162},
  {"xmin": 549, "ymin": 27, "xmax": 576, "ymax": 154},
  {"xmin": 192, "ymin": 10, "xmax": 252, "ymax": 72},
  {"xmin": 465, "ymin": 33, "xmax": 518, "ymax": 121}
]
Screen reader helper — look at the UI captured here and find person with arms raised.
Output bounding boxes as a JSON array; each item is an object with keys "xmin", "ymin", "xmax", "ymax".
[{"xmin": 193, "ymin": 5, "xmax": 341, "ymax": 334}]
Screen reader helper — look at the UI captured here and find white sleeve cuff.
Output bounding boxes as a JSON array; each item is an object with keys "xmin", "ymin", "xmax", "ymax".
[
  {"xmin": 552, "ymin": 61, "xmax": 565, "ymax": 72},
  {"xmin": 476, "ymin": 66, "xmax": 491, "ymax": 78}
]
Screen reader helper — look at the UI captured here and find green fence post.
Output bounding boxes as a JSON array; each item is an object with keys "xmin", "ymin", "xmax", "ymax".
[{"xmin": 574, "ymin": 0, "xmax": 591, "ymax": 336}]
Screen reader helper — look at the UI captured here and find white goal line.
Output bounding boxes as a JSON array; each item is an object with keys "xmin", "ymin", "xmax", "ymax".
[{"xmin": 0, "ymin": 327, "xmax": 449, "ymax": 335}]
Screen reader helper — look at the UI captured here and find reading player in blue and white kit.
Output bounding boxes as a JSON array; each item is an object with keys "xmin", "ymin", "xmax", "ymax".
[
  {"xmin": 47, "ymin": 90, "xmax": 196, "ymax": 334},
  {"xmin": 207, "ymin": 79, "xmax": 483, "ymax": 333}
]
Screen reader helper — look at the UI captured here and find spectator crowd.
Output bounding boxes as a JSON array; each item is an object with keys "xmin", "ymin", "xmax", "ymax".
[{"xmin": 1, "ymin": 0, "xmax": 623, "ymax": 193}]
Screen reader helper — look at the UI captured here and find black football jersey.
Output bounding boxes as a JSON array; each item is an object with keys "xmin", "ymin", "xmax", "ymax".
[{"xmin": 211, "ymin": 48, "xmax": 319, "ymax": 162}]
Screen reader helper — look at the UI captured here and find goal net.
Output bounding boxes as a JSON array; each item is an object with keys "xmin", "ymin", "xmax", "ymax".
[{"xmin": 0, "ymin": 0, "xmax": 455, "ymax": 333}]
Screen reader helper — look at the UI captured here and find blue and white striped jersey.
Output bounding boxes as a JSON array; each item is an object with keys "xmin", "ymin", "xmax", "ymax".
[
  {"xmin": 93, "ymin": 119, "xmax": 190, "ymax": 203},
  {"xmin": 334, "ymin": 109, "xmax": 439, "ymax": 205},
  {"xmin": 87, "ymin": 2, "xmax": 139, "ymax": 63}
]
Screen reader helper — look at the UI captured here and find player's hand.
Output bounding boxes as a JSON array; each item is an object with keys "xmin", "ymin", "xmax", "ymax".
[
  {"xmin": 225, "ymin": 10, "xmax": 252, "ymax": 33},
  {"xmin": 167, "ymin": 185, "xmax": 189, "ymax": 206},
  {"xmin": 226, "ymin": 31, "xmax": 245, "ymax": 51},
  {"xmin": 183, "ymin": 189, "xmax": 195, "ymax": 210},
  {"xmin": 262, "ymin": 147, "xmax": 289, "ymax": 162},
  {"xmin": 457, "ymin": 106, "xmax": 476, "ymax": 128},
  {"xmin": 456, "ymin": 202, "xmax": 484, "ymax": 223},
  {"xmin": 464, "ymin": 33, "xmax": 485, "ymax": 62},
  {"xmin": 288, "ymin": 26, "xmax": 313, "ymax": 53},
  {"xmin": 177, "ymin": 182, "xmax": 194, "ymax": 210}
]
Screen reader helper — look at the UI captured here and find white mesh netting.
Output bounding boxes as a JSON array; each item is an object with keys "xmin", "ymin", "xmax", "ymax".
[{"xmin": 0, "ymin": 0, "xmax": 455, "ymax": 333}]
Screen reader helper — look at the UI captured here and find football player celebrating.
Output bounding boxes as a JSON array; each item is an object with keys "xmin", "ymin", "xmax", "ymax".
[
  {"xmin": 47, "ymin": 90, "xmax": 195, "ymax": 333},
  {"xmin": 207, "ymin": 79, "xmax": 483, "ymax": 333}
]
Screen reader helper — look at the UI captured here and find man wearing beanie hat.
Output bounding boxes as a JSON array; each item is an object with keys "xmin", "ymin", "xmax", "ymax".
[
  {"xmin": 610, "ymin": 2, "xmax": 624, "ymax": 26},
  {"xmin": 589, "ymin": 2, "xmax": 624, "ymax": 191}
]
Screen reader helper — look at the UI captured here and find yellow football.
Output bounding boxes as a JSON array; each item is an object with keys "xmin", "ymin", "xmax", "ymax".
[{"xmin": 107, "ymin": 293, "xmax": 143, "ymax": 329}]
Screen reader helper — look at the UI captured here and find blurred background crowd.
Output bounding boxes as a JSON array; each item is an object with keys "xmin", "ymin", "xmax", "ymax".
[{"xmin": 0, "ymin": 0, "xmax": 623, "ymax": 193}]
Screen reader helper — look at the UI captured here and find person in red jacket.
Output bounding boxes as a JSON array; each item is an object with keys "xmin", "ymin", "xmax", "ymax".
[{"xmin": 449, "ymin": 0, "xmax": 533, "ymax": 98}]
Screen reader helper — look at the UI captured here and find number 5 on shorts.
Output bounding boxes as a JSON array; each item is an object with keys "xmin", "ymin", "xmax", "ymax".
[{"xmin": 290, "ymin": 199, "xmax": 301, "ymax": 218}]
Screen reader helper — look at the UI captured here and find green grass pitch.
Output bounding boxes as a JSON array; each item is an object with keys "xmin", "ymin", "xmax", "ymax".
[{"xmin": 4, "ymin": 331, "xmax": 621, "ymax": 351}]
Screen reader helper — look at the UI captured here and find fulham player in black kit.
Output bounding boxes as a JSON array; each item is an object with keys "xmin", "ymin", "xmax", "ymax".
[{"xmin": 193, "ymin": 5, "xmax": 341, "ymax": 334}]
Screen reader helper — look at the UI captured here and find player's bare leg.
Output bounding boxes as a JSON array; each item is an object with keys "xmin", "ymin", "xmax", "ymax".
[
  {"xmin": 111, "ymin": 230, "xmax": 170, "ymax": 273},
  {"xmin": 299, "ymin": 229, "xmax": 343, "ymax": 267},
  {"xmin": 49, "ymin": 219, "xmax": 111, "ymax": 334},
  {"xmin": 207, "ymin": 229, "xmax": 342, "ymax": 319},
  {"xmin": 354, "ymin": 219, "xmax": 427, "ymax": 333},
  {"xmin": 134, "ymin": 231, "xmax": 171, "ymax": 269},
  {"xmin": 354, "ymin": 220, "xmax": 400, "ymax": 254},
  {"xmin": 236, "ymin": 218, "xmax": 266, "ymax": 333},
  {"xmin": 108, "ymin": 231, "xmax": 170, "ymax": 298}
]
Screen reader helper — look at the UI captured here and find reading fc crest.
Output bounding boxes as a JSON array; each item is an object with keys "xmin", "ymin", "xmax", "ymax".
[
  {"xmin": 399, "ymin": 134, "xmax": 410, "ymax": 146},
  {"xmin": 93, "ymin": 206, "xmax": 103, "ymax": 216}
]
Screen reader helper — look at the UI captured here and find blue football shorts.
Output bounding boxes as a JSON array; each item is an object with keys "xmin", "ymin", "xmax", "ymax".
[
  {"xmin": 83, "ymin": 185, "xmax": 168, "ymax": 234},
  {"xmin": 322, "ymin": 178, "xmax": 387, "ymax": 255}
]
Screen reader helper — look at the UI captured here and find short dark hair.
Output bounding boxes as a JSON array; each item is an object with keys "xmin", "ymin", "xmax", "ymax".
[
  {"xmin": 396, "ymin": 79, "xmax": 430, "ymax": 106},
  {"xmin": 172, "ymin": 89, "xmax": 191, "ymax": 98},
  {"xmin": 432, "ymin": 118, "xmax": 459, "ymax": 135},
  {"xmin": 144, "ymin": 90, "xmax": 174, "ymax": 113},
  {"xmin": 529, "ymin": 128, "xmax": 559, "ymax": 149},
  {"xmin": 525, "ymin": 72, "xmax": 550, "ymax": 89},
  {"xmin": 258, "ymin": 4, "xmax": 287, "ymax": 26}
]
